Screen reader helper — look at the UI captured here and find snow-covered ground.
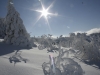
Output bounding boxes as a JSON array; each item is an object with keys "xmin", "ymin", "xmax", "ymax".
[{"xmin": 0, "ymin": 40, "xmax": 100, "ymax": 75}]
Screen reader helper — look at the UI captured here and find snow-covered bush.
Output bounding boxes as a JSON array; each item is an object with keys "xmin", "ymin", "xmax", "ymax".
[
  {"xmin": 37, "ymin": 34, "xmax": 57, "ymax": 50},
  {"xmin": 72, "ymin": 34, "xmax": 100, "ymax": 62},
  {"xmin": 42, "ymin": 46, "xmax": 84, "ymax": 75},
  {"xmin": 41, "ymin": 33, "xmax": 100, "ymax": 64},
  {"xmin": 60, "ymin": 58, "xmax": 83, "ymax": 75},
  {"xmin": 55, "ymin": 48, "xmax": 84, "ymax": 75},
  {"xmin": 38, "ymin": 45, "xmax": 46, "ymax": 50}
]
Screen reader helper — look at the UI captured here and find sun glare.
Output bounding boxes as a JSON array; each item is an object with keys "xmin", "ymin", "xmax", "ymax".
[
  {"xmin": 41, "ymin": 8, "xmax": 49, "ymax": 17},
  {"xmin": 31, "ymin": 0, "xmax": 58, "ymax": 33},
  {"xmin": 31, "ymin": 0, "xmax": 57, "ymax": 24}
]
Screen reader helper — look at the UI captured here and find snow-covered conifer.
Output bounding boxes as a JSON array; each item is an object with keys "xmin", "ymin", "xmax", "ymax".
[
  {"xmin": 0, "ymin": 18, "xmax": 6, "ymax": 38},
  {"xmin": 4, "ymin": 0, "xmax": 33, "ymax": 47}
]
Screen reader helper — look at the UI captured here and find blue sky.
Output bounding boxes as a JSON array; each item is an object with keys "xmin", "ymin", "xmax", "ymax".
[{"xmin": 0, "ymin": 0, "xmax": 100, "ymax": 37}]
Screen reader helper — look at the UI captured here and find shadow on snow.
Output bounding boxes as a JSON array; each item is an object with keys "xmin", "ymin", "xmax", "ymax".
[{"xmin": 0, "ymin": 41, "xmax": 31, "ymax": 56}]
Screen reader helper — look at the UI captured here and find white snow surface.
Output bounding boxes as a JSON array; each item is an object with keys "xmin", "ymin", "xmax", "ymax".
[{"xmin": 0, "ymin": 41, "xmax": 100, "ymax": 75}]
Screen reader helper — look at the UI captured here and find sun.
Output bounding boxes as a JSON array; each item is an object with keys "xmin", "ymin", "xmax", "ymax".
[
  {"xmin": 41, "ymin": 8, "xmax": 49, "ymax": 17},
  {"xmin": 31, "ymin": 0, "xmax": 57, "ymax": 23},
  {"xmin": 35, "ymin": 6, "xmax": 51, "ymax": 19},
  {"xmin": 30, "ymin": 0, "xmax": 58, "ymax": 33}
]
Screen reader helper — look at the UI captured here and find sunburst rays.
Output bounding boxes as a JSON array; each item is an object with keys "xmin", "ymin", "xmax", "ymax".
[{"xmin": 30, "ymin": 0, "xmax": 57, "ymax": 33}]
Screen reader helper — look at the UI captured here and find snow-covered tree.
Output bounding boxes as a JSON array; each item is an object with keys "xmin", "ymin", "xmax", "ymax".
[
  {"xmin": 0, "ymin": 18, "xmax": 6, "ymax": 38},
  {"xmin": 71, "ymin": 33, "xmax": 100, "ymax": 62},
  {"xmin": 4, "ymin": 0, "xmax": 33, "ymax": 48}
]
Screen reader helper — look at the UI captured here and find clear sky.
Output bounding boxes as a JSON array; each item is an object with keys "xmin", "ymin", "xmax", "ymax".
[{"xmin": 0, "ymin": 0, "xmax": 100, "ymax": 37}]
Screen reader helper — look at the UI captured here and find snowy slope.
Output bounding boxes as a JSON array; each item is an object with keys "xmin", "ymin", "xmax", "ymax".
[
  {"xmin": 0, "ymin": 42, "xmax": 100, "ymax": 75},
  {"xmin": 0, "ymin": 48, "xmax": 48, "ymax": 75}
]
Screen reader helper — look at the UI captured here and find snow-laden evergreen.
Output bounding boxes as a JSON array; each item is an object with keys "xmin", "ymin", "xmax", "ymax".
[
  {"xmin": 0, "ymin": 18, "xmax": 6, "ymax": 38},
  {"xmin": 4, "ymin": 0, "xmax": 33, "ymax": 47}
]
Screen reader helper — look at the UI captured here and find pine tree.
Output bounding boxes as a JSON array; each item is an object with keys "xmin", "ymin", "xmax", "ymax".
[
  {"xmin": 4, "ymin": 0, "xmax": 33, "ymax": 48},
  {"xmin": 0, "ymin": 18, "xmax": 6, "ymax": 38}
]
